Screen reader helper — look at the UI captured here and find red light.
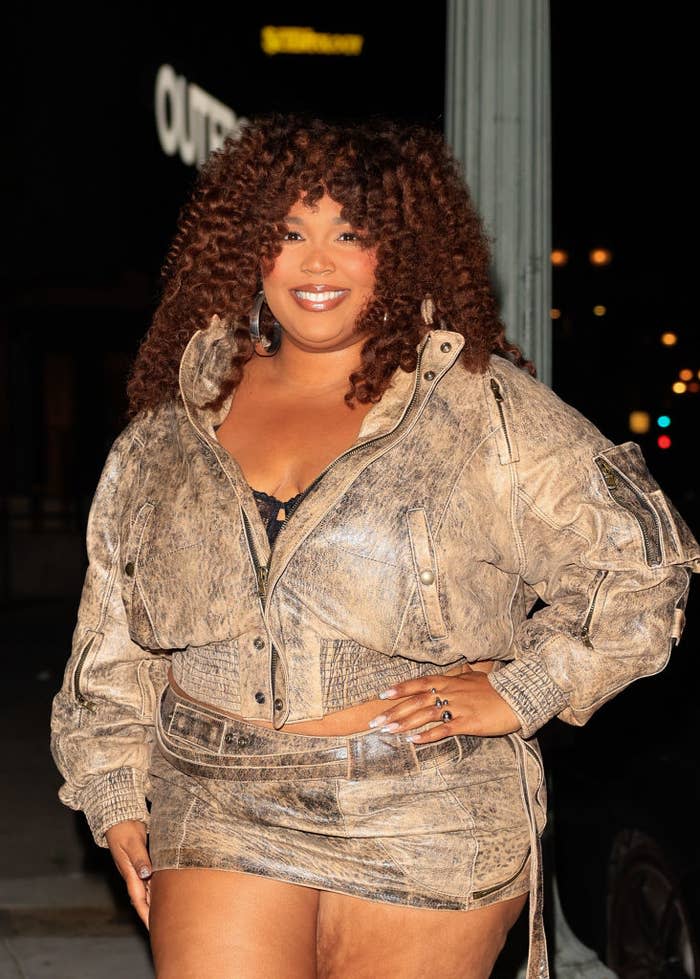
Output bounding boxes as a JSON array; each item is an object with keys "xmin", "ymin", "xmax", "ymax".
[{"xmin": 657, "ymin": 435, "xmax": 672, "ymax": 450}]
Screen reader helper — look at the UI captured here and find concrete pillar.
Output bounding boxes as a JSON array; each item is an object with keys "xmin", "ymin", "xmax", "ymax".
[{"xmin": 445, "ymin": 0, "xmax": 551, "ymax": 383}]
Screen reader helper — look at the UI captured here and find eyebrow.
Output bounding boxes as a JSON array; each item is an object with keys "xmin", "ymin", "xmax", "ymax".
[{"xmin": 284, "ymin": 215, "xmax": 350, "ymax": 225}]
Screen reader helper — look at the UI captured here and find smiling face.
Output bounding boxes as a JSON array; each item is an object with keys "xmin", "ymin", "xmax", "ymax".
[{"xmin": 261, "ymin": 193, "xmax": 378, "ymax": 353}]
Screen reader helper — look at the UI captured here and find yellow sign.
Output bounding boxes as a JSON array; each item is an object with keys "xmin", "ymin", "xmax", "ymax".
[{"xmin": 261, "ymin": 26, "xmax": 364, "ymax": 56}]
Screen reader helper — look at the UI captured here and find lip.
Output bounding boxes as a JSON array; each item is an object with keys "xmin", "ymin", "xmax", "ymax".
[{"xmin": 289, "ymin": 285, "xmax": 350, "ymax": 312}]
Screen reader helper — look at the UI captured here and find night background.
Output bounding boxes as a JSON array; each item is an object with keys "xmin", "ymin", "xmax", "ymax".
[{"xmin": 1, "ymin": 4, "xmax": 697, "ymax": 976}]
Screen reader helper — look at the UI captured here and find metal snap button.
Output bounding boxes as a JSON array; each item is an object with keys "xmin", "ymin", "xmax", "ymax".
[
  {"xmin": 124, "ymin": 561, "xmax": 135, "ymax": 577},
  {"xmin": 440, "ymin": 342, "xmax": 452, "ymax": 353},
  {"xmin": 253, "ymin": 636, "xmax": 265, "ymax": 649},
  {"xmin": 419, "ymin": 569, "xmax": 435, "ymax": 585},
  {"xmin": 274, "ymin": 697, "xmax": 284, "ymax": 711},
  {"xmin": 224, "ymin": 731, "xmax": 235, "ymax": 744},
  {"xmin": 254, "ymin": 691, "xmax": 266, "ymax": 704},
  {"xmin": 423, "ymin": 371, "xmax": 436, "ymax": 381},
  {"xmin": 237, "ymin": 734, "xmax": 251, "ymax": 747}
]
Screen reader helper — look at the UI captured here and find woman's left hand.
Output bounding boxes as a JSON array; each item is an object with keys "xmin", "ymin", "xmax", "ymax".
[{"xmin": 369, "ymin": 668, "xmax": 522, "ymax": 741}]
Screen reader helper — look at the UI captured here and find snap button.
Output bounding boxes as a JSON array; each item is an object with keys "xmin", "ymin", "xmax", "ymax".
[
  {"xmin": 254, "ymin": 691, "xmax": 266, "ymax": 704},
  {"xmin": 274, "ymin": 697, "xmax": 284, "ymax": 711},
  {"xmin": 237, "ymin": 734, "xmax": 251, "ymax": 747},
  {"xmin": 440, "ymin": 342, "xmax": 452, "ymax": 353},
  {"xmin": 124, "ymin": 561, "xmax": 135, "ymax": 577},
  {"xmin": 419, "ymin": 569, "xmax": 435, "ymax": 585},
  {"xmin": 224, "ymin": 731, "xmax": 235, "ymax": 744},
  {"xmin": 423, "ymin": 371, "xmax": 436, "ymax": 381},
  {"xmin": 253, "ymin": 636, "xmax": 265, "ymax": 649}
]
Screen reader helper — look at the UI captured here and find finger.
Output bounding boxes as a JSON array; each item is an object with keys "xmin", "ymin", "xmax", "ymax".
[
  {"xmin": 369, "ymin": 689, "xmax": 451, "ymax": 729},
  {"xmin": 377, "ymin": 675, "xmax": 457, "ymax": 701},
  {"xmin": 127, "ymin": 877, "xmax": 150, "ymax": 929},
  {"xmin": 382, "ymin": 704, "xmax": 453, "ymax": 734}
]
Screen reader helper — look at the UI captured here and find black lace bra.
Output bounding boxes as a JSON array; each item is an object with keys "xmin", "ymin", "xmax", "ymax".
[{"xmin": 250, "ymin": 485, "xmax": 314, "ymax": 547}]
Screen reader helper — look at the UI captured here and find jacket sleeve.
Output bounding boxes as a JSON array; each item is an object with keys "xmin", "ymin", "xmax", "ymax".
[
  {"xmin": 50, "ymin": 421, "xmax": 170, "ymax": 847},
  {"xmin": 486, "ymin": 367, "xmax": 700, "ymax": 739}
]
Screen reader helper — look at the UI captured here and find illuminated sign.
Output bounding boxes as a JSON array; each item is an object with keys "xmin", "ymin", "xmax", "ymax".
[
  {"xmin": 261, "ymin": 26, "xmax": 364, "ymax": 56},
  {"xmin": 155, "ymin": 64, "xmax": 247, "ymax": 168}
]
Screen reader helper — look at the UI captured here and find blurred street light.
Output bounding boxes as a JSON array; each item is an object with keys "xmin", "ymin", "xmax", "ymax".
[{"xmin": 589, "ymin": 248, "xmax": 613, "ymax": 266}]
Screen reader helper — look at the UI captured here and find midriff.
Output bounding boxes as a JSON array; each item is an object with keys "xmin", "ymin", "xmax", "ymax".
[{"xmin": 166, "ymin": 660, "xmax": 496, "ymax": 736}]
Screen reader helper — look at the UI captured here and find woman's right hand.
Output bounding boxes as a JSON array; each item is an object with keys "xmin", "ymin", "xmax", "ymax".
[{"xmin": 105, "ymin": 819, "xmax": 152, "ymax": 929}]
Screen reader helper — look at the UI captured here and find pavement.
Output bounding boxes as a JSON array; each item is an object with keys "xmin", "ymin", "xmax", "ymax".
[{"xmin": 0, "ymin": 599, "xmax": 154, "ymax": 979}]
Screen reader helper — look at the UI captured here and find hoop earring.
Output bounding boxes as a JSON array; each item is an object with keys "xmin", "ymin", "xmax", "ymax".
[{"xmin": 249, "ymin": 290, "xmax": 282, "ymax": 356}]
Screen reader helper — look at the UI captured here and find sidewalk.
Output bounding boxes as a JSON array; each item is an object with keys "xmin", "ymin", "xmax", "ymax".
[{"xmin": 0, "ymin": 600, "xmax": 154, "ymax": 978}]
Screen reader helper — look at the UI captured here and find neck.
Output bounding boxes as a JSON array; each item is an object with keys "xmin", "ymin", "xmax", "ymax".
[{"xmin": 260, "ymin": 334, "xmax": 367, "ymax": 396}]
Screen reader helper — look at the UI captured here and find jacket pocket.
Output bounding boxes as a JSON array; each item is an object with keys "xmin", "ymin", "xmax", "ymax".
[
  {"xmin": 594, "ymin": 443, "xmax": 698, "ymax": 568},
  {"xmin": 405, "ymin": 507, "xmax": 447, "ymax": 639}
]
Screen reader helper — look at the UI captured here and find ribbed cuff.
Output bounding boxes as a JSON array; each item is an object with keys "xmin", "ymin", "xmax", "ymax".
[
  {"xmin": 79, "ymin": 768, "xmax": 150, "ymax": 848},
  {"xmin": 487, "ymin": 657, "xmax": 569, "ymax": 739}
]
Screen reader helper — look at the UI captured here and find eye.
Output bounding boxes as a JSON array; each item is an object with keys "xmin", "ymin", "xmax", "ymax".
[
  {"xmin": 282, "ymin": 230, "xmax": 303, "ymax": 241},
  {"xmin": 338, "ymin": 231, "xmax": 362, "ymax": 242}
]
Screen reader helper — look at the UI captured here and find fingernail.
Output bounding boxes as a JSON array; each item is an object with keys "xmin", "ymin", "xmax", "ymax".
[
  {"xmin": 405, "ymin": 734, "xmax": 419, "ymax": 742},
  {"xmin": 138, "ymin": 866, "xmax": 152, "ymax": 879},
  {"xmin": 379, "ymin": 688, "xmax": 397, "ymax": 699},
  {"xmin": 380, "ymin": 723, "xmax": 400, "ymax": 733},
  {"xmin": 368, "ymin": 714, "xmax": 387, "ymax": 729}
]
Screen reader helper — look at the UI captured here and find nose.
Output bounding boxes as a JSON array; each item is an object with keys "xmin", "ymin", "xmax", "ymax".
[{"xmin": 301, "ymin": 243, "xmax": 335, "ymax": 275}]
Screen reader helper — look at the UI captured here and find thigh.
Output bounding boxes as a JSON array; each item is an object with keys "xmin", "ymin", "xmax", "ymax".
[
  {"xmin": 149, "ymin": 868, "xmax": 320, "ymax": 979},
  {"xmin": 316, "ymin": 889, "xmax": 528, "ymax": 979}
]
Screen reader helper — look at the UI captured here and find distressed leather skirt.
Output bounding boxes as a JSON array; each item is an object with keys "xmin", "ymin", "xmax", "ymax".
[{"xmin": 147, "ymin": 682, "xmax": 549, "ymax": 976}]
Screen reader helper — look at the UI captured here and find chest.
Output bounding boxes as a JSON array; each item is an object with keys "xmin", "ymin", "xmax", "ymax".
[{"xmin": 215, "ymin": 387, "xmax": 376, "ymax": 496}]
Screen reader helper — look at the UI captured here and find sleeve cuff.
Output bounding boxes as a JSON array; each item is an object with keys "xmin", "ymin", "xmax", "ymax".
[
  {"xmin": 487, "ymin": 657, "xmax": 569, "ymax": 739},
  {"xmin": 76, "ymin": 768, "xmax": 150, "ymax": 848}
]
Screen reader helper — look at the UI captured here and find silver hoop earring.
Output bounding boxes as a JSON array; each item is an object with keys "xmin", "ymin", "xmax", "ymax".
[{"xmin": 249, "ymin": 290, "xmax": 282, "ymax": 356}]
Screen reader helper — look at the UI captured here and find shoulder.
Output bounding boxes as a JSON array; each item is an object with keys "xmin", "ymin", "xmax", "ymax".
[{"xmin": 483, "ymin": 354, "xmax": 613, "ymax": 459}]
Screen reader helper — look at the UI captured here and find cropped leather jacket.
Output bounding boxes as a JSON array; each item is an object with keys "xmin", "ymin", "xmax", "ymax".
[{"xmin": 50, "ymin": 316, "xmax": 700, "ymax": 847}]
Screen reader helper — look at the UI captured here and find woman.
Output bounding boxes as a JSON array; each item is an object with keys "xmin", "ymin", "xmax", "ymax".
[{"xmin": 50, "ymin": 114, "xmax": 699, "ymax": 979}]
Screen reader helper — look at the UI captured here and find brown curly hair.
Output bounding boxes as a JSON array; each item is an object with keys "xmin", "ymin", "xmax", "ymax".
[{"xmin": 127, "ymin": 112, "xmax": 533, "ymax": 417}]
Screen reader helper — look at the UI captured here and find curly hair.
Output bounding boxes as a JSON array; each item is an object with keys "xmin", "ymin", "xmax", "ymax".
[{"xmin": 127, "ymin": 112, "xmax": 533, "ymax": 416}]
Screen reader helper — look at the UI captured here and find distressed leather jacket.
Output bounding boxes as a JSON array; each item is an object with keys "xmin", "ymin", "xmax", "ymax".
[{"xmin": 50, "ymin": 316, "xmax": 700, "ymax": 848}]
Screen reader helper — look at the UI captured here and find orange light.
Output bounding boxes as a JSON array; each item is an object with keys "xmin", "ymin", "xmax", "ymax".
[
  {"xmin": 657, "ymin": 435, "xmax": 672, "ymax": 450},
  {"xmin": 551, "ymin": 250, "xmax": 569, "ymax": 266},
  {"xmin": 689, "ymin": 381, "xmax": 700, "ymax": 393},
  {"xmin": 593, "ymin": 305, "xmax": 607, "ymax": 317},
  {"xmin": 629, "ymin": 411, "xmax": 650, "ymax": 434},
  {"xmin": 589, "ymin": 248, "xmax": 613, "ymax": 266},
  {"xmin": 679, "ymin": 368, "xmax": 694, "ymax": 381},
  {"xmin": 661, "ymin": 332, "xmax": 678, "ymax": 346},
  {"xmin": 550, "ymin": 308, "xmax": 561, "ymax": 319},
  {"xmin": 672, "ymin": 382, "xmax": 687, "ymax": 394}
]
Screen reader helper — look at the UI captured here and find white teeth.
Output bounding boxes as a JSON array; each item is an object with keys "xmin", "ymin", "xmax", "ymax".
[{"xmin": 294, "ymin": 290, "xmax": 346, "ymax": 302}]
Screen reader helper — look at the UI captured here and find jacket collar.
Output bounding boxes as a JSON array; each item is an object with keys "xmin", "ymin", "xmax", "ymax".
[{"xmin": 177, "ymin": 314, "xmax": 465, "ymax": 442}]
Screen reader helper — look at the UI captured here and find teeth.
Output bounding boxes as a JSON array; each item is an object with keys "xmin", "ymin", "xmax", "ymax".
[{"xmin": 294, "ymin": 290, "xmax": 346, "ymax": 302}]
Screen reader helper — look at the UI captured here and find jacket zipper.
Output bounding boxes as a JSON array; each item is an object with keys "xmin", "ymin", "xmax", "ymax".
[
  {"xmin": 254, "ymin": 339, "xmax": 429, "ymax": 613},
  {"xmin": 596, "ymin": 457, "xmax": 661, "ymax": 565},
  {"xmin": 489, "ymin": 378, "xmax": 513, "ymax": 459},
  {"xmin": 240, "ymin": 506, "xmax": 279, "ymax": 693},
  {"xmin": 579, "ymin": 570, "xmax": 609, "ymax": 648},
  {"xmin": 73, "ymin": 635, "xmax": 97, "ymax": 711}
]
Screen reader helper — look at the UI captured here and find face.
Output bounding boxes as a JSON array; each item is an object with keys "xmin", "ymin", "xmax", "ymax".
[{"xmin": 261, "ymin": 193, "xmax": 378, "ymax": 353}]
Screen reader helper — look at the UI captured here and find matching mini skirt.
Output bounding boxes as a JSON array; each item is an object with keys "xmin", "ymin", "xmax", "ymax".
[{"xmin": 146, "ymin": 682, "xmax": 549, "ymax": 976}]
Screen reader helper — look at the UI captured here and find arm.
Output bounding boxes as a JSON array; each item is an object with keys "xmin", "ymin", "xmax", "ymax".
[
  {"xmin": 486, "ymin": 371, "xmax": 700, "ymax": 739},
  {"xmin": 50, "ymin": 421, "xmax": 169, "ymax": 848}
]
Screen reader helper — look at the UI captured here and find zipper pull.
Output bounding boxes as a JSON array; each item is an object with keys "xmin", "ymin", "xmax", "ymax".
[
  {"xmin": 257, "ymin": 565, "xmax": 269, "ymax": 601},
  {"xmin": 598, "ymin": 459, "xmax": 618, "ymax": 490},
  {"xmin": 579, "ymin": 625, "xmax": 594, "ymax": 649},
  {"xmin": 490, "ymin": 378, "xmax": 503, "ymax": 402}
]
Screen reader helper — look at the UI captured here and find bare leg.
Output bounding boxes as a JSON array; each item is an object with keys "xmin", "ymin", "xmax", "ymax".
[
  {"xmin": 149, "ymin": 869, "xmax": 320, "ymax": 979},
  {"xmin": 317, "ymin": 889, "xmax": 528, "ymax": 979}
]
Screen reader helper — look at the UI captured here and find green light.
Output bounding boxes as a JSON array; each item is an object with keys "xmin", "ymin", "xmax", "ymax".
[{"xmin": 657, "ymin": 415, "xmax": 671, "ymax": 428}]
